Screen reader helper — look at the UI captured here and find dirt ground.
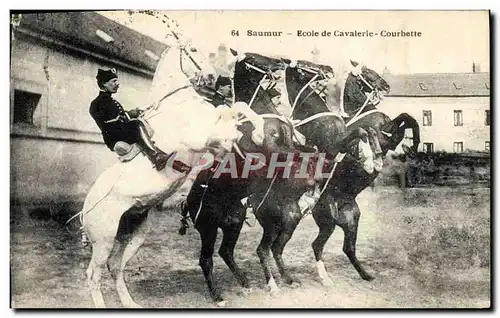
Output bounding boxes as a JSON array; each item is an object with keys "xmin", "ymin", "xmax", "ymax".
[{"xmin": 10, "ymin": 186, "xmax": 490, "ymax": 309}]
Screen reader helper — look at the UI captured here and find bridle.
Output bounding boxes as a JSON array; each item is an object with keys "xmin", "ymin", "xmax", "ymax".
[
  {"xmin": 233, "ymin": 60, "xmax": 308, "ymax": 144},
  {"xmin": 289, "ymin": 65, "xmax": 332, "ymax": 116},
  {"xmin": 283, "ymin": 64, "xmax": 344, "ymax": 130},
  {"xmin": 238, "ymin": 61, "xmax": 282, "ymax": 109},
  {"xmin": 344, "ymin": 70, "xmax": 384, "ymax": 127}
]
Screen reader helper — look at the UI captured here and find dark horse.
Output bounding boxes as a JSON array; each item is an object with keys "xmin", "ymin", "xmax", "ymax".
[
  {"xmin": 227, "ymin": 51, "xmax": 373, "ymax": 295},
  {"xmin": 280, "ymin": 58, "xmax": 420, "ymax": 284},
  {"xmin": 179, "ymin": 53, "xmax": 311, "ymax": 304}
]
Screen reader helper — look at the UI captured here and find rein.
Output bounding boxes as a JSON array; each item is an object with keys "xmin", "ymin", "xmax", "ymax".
[
  {"xmin": 287, "ymin": 67, "xmax": 343, "ymax": 132},
  {"xmin": 155, "ymin": 85, "xmax": 191, "ymax": 108},
  {"xmin": 343, "ymin": 73, "xmax": 381, "ymax": 126},
  {"xmin": 193, "ymin": 160, "xmax": 221, "ymax": 224},
  {"xmin": 236, "ymin": 61, "xmax": 306, "ymax": 144},
  {"xmin": 290, "ymin": 73, "xmax": 319, "ymax": 115},
  {"xmin": 299, "ymin": 152, "xmax": 346, "ymax": 216},
  {"xmin": 240, "ymin": 61, "xmax": 336, "ymax": 145}
]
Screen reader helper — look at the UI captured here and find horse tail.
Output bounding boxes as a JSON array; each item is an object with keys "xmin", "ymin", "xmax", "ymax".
[
  {"xmin": 395, "ymin": 113, "xmax": 420, "ymax": 152},
  {"xmin": 65, "ymin": 163, "xmax": 128, "ymax": 226},
  {"xmin": 406, "ymin": 114, "xmax": 421, "ymax": 151},
  {"xmin": 388, "ymin": 113, "xmax": 420, "ymax": 154}
]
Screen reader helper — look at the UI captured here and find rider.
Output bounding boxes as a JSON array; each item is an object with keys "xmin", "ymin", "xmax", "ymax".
[
  {"xmin": 89, "ymin": 68, "xmax": 170, "ymax": 171},
  {"xmin": 211, "ymin": 75, "xmax": 232, "ymax": 107}
]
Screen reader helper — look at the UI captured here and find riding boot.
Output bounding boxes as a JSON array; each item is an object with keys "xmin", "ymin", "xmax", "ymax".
[
  {"xmin": 136, "ymin": 124, "xmax": 170, "ymax": 171},
  {"xmin": 137, "ymin": 123, "xmax": 191, "ymax": 172}
]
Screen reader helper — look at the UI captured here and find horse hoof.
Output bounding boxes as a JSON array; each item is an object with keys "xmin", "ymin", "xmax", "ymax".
[
  {"xmin": 216, "ymin": 300, "xmax": 227, "ymax": 307},
  {"xmin": 320, "ymin": 278, "xmax": 334, "ymax": 287},
  {"xmin": 362, "ymin": 274, "xmax": 375, "ymax": 281},
  {"xmin": 289, "ymin": 281, "xmax": 301, "ymax": 289},
  {"xmin": 240, "ymin": 287, "xmax": 253, "ymax": 297},
  {"xmin": 268, "ymin": 287, "xmax": 280, "ymax": 297}
]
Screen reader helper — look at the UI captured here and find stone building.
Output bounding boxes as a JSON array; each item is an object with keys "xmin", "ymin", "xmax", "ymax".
[{"xmin": 10, "ymin": 12, "xmax": 167, "ymax": 203}]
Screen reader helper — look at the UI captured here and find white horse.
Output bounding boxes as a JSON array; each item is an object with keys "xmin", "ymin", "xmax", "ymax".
[{"xmin": 79, "ymin": 42, "xmax": 257, "ymax": 308}]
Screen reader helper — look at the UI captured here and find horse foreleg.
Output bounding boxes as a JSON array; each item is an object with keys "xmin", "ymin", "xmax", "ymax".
[
  {"xmin": 311, "ymin": 197, "xmax": 336, "ymax": 287},
  {"xmin": 271, "ymin": 204, "xmax": 301, "ymax": 288},
  {"xmin": 255, "ymin": 212, "xmax": 280, "ymax": 295},
  {"xmin": 86, "ymin": 240, "xmax": 114, "ymax": 308},
  {"xmin": 219, "ymin": 216, "xmax": 250, "ymax": 289},
  {"xmin": 198, "ymin": 226, "xmax": 221, "ymax": 303},
  {"xmin": 112, "ymin": 210, "xmax": 151, "ymax": 308},
  {"xmin": 366, "ymin": 127, "xmax": 383, "ymax": 172},
  {"xmin": 366, "ymin": 127, "xmax": 382, "ymax": 156},
  {"xmin": 338, "ymin": 199, "xmax": 374, "ymax": 281}
]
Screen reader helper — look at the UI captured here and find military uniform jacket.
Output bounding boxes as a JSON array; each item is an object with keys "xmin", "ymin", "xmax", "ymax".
[{"xmin": 89, "ymin": 91, "xmax": 139, "ymax": 150}]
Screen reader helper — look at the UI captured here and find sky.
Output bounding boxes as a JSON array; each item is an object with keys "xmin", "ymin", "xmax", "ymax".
[{"xmin": 101, "ymin": 11, "xmax": 488, "ymax": 74}]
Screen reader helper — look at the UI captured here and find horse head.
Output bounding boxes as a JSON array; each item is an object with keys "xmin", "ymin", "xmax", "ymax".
[
  {"xmin": 281, "ymin": 58, "xmax": 336, "ymax": 120},
  {"xmin": 343, "ymin": 60, "xmax": 391, "ymax": 116},
  {"xmin": 230, "ymin": 49, "xmax": 286, "ymax": 115},
  {"xmin": 151, "ymin": 40, "xmax": 217, "ymax": 106}
]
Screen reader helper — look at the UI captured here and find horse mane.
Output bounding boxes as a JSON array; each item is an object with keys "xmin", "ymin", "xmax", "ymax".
[{"xmin": 297, "ymin": 60, "xmax": 334, "ymax": 74}]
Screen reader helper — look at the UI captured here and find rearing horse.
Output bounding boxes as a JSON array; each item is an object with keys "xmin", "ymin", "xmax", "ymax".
[
  {"xmin": 179, "ymin": 52, "xmax": 308, "ymax": 304},
  {"xmin": 228, "ymin": 50, "xmax": 373, "ymax": 296},
  {"xmin": 282, "ymin": 58, "xmax": 420, "ymax": 284},
  {"xmin": 77, "ymin": 42, "xmax": 257, "ymax": 308}
]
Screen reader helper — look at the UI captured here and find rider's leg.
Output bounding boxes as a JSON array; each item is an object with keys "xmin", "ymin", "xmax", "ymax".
[{"xmin": 132, "ymin": 121, "xmax": 170, "ymax": 171}]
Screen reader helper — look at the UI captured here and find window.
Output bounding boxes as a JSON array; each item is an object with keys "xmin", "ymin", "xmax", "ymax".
[
  {"xmin": 485, "ymin": 141, "xmax": 490, "ymax": 151},
  {"xmin": 485, "ymin": 110, "xmax": 490, "ymax": 126},
  {"xmin": 453, "ymin": 142, "xmax": 463, "ymax": 153},
  {"xmin": 422, "ymin": 110, "xmax": 432, "ymax": 126},
  {"xmin": 13, "ymin": 89, "xmax": 41, "ymax": 125},
  {"xmin": 423, "ymin": 142, "xmax": 434, "ymax": 153},
  {"xmin": 454, "ymin": 110, "xmax": 463, "ymax": 126}
]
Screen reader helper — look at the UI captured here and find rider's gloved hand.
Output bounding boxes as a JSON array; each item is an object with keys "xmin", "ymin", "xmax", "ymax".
[{"xmin": 127, "ymin": 108, "xmax": 144, "ymax": 119}]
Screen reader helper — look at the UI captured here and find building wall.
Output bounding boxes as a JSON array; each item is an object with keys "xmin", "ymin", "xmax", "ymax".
[
  {"xmin": 10, "ymin": 34, "xmax": 155, "ymax": 202},
  {"xmin": 11, "ymin": 34, "xmax": 154, "ymax": 133},
  {"xmin": 10, "ymin": 137, "xmax": 116, "ymax": 203},
  {"xmin": 379, "ymin": 96, "xmax": 490, "ymax": 152}
]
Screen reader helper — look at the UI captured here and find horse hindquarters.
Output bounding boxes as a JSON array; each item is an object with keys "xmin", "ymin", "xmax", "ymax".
[
  {"xmin": 82, "ymin": 198, "xmax": 131, "ymax": 308},
  {"xmin": 336, "ymin": 198, "xmax": 374, "ymax": 281},
  {"xmin": 311, "ymin": 195, "xmax": 337, "ymax": 286},
  {"xmin": 218, "ymin": 205, "xmax": 250, "ymax": 290},
  {"xmin": 108, "ymin": 209, "xmax": 152, "ymax": 308},
  {"xmin": 254, "ymin": 188, "xmax": 303, "ymax": 293},
  {"xmin": 187, "ymin": 178, "xmax": 249, "ymax": 304},
  {"xmin": 270, "ymin": 200, "xmax": 302, "ymax": 287},
  {"xmin": 197, "ymin": 225, "xmax": 222, "ymax": 303}
]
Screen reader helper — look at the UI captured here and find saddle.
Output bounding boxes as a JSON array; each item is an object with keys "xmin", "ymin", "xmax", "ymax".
[
  {"xmin": 113, "ymin": 117, "xmax": 156, "ymax": 163},
  {"xmin": 113, "ymin": 141, "xmax": 142, "ymax": 163}
]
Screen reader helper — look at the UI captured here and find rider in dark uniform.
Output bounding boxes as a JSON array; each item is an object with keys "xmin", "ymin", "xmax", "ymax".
[
  {"xmin": 211, "ymin": 75, "xmax": 232, "ymax": 107},
  {"xmin": 89, "ymin": 68, "xmax": 170, "ymax": 171}
]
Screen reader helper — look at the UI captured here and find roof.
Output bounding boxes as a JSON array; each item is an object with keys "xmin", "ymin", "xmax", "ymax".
[
  {"xmin": 14, "ymin": 11, "xmax": 167, "ymax": 74},
  {"xmin": 384, "ymin": 72, "xmax": 490, "ymax": 97}
]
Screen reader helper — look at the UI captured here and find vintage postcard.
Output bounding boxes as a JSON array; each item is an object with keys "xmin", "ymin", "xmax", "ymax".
[{"xmin": 10, "ymin": 10, "xmax": 490, "ymax": 309}]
